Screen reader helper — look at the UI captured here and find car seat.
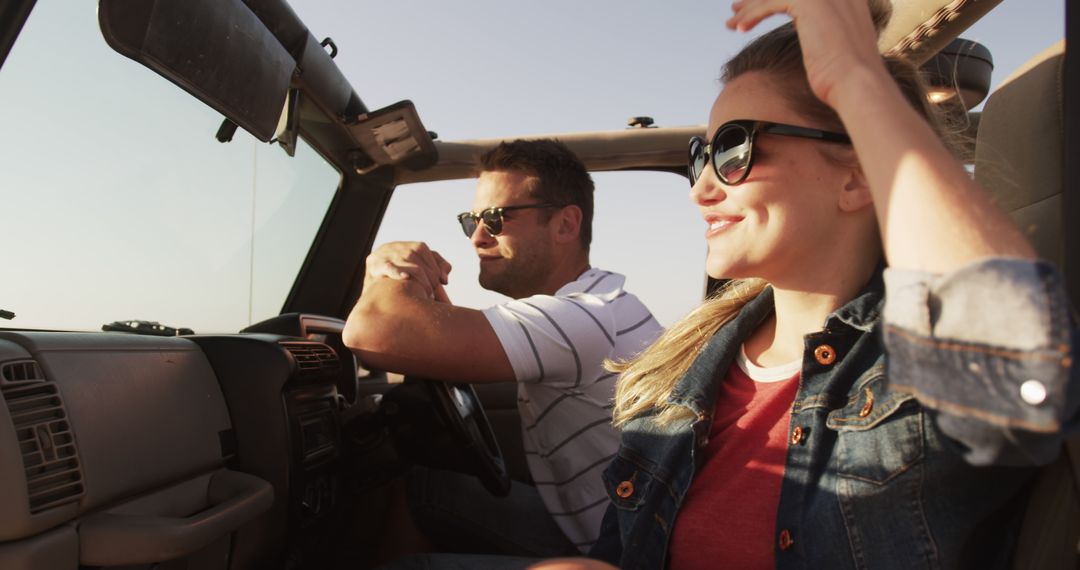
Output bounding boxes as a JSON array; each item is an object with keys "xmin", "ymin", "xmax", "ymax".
[{"xmin": 970, "ymin": 40, "xmax": 1074, "ymax": 570}]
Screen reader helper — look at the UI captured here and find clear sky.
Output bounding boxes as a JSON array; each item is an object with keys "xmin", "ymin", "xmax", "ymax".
[
  {"xmin": 289, "ymin": 0, "xmax": 1064, "ymax": 143},
  {"xmin": 286, "ymin": 0, "xmax": 1067, "ymax": 326},
  {"xmin": 0, "ymin": 0, "xmax": 1066, "ymax": 333}
]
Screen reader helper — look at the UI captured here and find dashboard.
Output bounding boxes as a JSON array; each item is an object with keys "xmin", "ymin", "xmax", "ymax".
[{"xmin": 0, "ymin": 313, "xmax": 367, "ymax": 569}]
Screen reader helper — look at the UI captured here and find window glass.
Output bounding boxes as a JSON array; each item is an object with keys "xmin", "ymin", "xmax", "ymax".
[
  {"xmin": 376, "ymin": 171, "xmax": 705, "ymax": 328},
  {"xmin": 0, "ymin": 1, "xmax": 340, "ymax": 333}
]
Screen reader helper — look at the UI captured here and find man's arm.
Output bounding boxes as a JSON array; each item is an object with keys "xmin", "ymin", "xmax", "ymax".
[{"xmin": 342, "ymin": 242, "xmax": 515, "ymax": 382}]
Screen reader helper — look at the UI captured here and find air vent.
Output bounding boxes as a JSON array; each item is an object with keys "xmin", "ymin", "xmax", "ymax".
[
  {"xmin": 0, "ymin": 362, "xmax": 85, "ymax": 513},
  {"xmin": 281, "ymin": 342, "xmax": 341, "ymax": 377},
  {"xmin": 2, "ymin": 360, "xmax": 43, "ymax": 383}
]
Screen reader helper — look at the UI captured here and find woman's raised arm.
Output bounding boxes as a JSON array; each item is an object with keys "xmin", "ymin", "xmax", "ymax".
[{"xmin": 727, "ymin": 0, "xmax": 1035, "ymax": 273}]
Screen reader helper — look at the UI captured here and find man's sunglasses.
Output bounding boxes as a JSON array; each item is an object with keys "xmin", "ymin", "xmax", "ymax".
[
  {"xmin": 456, "ymin": 203, "xmax": 565, "ymax": 237},
  {"xmin": 688, "ymin": 120, "xmax": 851, "ymax": 186}
]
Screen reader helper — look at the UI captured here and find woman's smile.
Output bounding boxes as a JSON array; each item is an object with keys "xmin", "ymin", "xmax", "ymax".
[{"xmin": 704, "ymin": 214, "xmax": 745, "ymax": 237}]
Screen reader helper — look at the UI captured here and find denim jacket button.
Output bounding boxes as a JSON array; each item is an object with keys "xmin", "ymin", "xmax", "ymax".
[
  {"xmin": 778, "ymin": 529, "xmax": 794, "ymax": 551},
  {"xmin": 790, "ymin": 426, "xmax": 805, "ymax": 445},
  {"xmin": 1020, "ymin": 379, "xmax": 1047, "ymax": 405},
  {"xmin": 813, "ymin": 344, "xmax": 837, "ymax": 365},
  {"xmin": 616, "ymin": 480, "xmax": 634, "ymax": 498}
]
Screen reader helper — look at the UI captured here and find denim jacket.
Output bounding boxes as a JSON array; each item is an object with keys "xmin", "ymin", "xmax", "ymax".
[{"xmin": 590, "ymin": 258, "xmax": 1078, "ymax": 570}]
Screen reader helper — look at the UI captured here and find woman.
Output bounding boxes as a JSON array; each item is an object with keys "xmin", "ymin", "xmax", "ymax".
[{"xmin": 589, "ymin": 0, "xmax": 1077, "ymax": 569}]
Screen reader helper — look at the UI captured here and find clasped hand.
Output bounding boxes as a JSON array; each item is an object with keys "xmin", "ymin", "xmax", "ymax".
[{"xmin": 365, "ymin": 241, "xmax": 453, "ymax": 302}]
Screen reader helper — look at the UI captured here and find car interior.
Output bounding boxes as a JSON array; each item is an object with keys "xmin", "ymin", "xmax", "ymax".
[
  {"xmin": 0, "ymin": 0, "xmax": 1074, "ymax": 569},
  {"xmin": 973, "ymin": 39, "xmax": 1075, "ymax": 570}
]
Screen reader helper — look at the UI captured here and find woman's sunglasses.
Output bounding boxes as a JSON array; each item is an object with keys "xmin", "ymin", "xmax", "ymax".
[
  {"xmin": 456, "ymin": 203, "xmax": 565, "ymax": 237},
  {"xmin": 688, "ymin": 120, "xmax": 851, "ymax": 186}
]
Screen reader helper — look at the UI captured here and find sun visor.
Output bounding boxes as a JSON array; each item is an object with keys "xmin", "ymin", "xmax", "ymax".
[
  {"xmin": 345, "ymin": 100, "xmax": 438, "ymax": 175},
  {"xmin": 98, "ymin": 0, "xmax": 295, "ymax": 142}
]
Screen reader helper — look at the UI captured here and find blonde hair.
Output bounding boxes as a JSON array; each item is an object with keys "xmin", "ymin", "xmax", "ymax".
[
  {"xmin": 611, "ymin": 5, "xmax": 953, "ymax": 428},
  {"xmin": 610, "ymin": 279, "xmax": 767, "ymax": 427}
]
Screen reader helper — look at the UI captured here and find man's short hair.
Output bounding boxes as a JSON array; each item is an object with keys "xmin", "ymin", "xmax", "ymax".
[{"xmin": 478, "ymin": 139, "xmax": 594, "ymax": 252}]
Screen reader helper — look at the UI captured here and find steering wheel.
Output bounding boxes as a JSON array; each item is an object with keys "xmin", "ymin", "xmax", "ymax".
[{"xmin": 411, "ymin": 378, "xmax": 511, "ymax": 497}]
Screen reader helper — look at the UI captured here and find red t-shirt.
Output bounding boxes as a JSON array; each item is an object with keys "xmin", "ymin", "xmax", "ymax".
[{"xmin": 668, "ymin": 352, "xmax": 801, "ymax": 570}]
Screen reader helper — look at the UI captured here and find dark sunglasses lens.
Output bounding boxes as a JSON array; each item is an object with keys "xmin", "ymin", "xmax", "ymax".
[
  {"xmin": 713, "ymin": 126, "xmax": 752, "ymax": 184},
  {"xmin": 688, "ymin": 137, "xmax": 707, "ymax": 185},
  {"xmin": 458, "ymin": 214, "xmax": 478, "ymax": 237},
  {"xmin": 480, "ymin": 209, "xmax": 503, "ymax": 235}
]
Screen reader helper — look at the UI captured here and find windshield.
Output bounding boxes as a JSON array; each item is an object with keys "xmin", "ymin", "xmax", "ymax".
[{"xmin": 0, "ymin": 1, "xmax": 341, "ymax": 333}]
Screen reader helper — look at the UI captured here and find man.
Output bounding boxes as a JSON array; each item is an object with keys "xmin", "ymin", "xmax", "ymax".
[{"xmin": 343, "ymin": 139, "xmax": 661, "ymax": 558}]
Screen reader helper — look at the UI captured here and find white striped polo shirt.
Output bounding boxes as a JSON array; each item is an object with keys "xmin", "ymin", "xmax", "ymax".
[{"xmin": 483, "ymin": 268, "xmax": 662, "ymax": 552}]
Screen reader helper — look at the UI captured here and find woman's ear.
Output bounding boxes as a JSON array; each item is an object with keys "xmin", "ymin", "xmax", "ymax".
[
  {"xmin": 838, "ymin": 167, "xmax": 873, "ymax": 212},
  {"xmin": 553, "ymin": 205, "xmax": 583, "ymax": 244}
]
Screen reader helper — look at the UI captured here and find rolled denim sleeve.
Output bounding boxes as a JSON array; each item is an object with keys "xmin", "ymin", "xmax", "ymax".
[{"xmin": 883, "ymin": 257, "xmax": 1079, "ymax": 466}]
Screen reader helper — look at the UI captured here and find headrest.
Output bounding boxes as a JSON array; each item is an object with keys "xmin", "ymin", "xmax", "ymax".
[{"xmin": 974, "ymin": 42, "xmax": 1065, "ymax": 267}]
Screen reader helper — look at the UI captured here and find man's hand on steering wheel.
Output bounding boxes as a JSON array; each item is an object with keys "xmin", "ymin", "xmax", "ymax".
[{"xmin": 381, "ymin": 377, "xmax": 511, "ymax": 497}]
